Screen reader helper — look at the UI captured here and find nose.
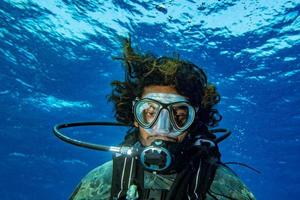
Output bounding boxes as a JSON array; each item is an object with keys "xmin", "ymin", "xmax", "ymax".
[{"xmin": 152, "ymin": 109, "xmax": 171, "ymax": 135}]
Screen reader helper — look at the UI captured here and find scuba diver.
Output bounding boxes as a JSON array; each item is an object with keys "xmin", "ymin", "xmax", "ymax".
[{"xmin": 56, "ymin": 38, "xmax": 256, "ymax": 200}]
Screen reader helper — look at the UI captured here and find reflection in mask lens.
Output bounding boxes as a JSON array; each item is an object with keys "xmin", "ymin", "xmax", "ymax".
[{"xmin": 137, "ymin": 101, "xmax": 161, "ymax": 125}]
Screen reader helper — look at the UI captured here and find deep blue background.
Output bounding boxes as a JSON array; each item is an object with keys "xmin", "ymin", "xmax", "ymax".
[{"xmin": 1, "ymin": 0, "xmax": 299, "ymax": 199}]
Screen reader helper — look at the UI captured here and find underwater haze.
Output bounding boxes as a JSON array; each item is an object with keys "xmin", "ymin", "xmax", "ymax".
[{"xmin": 1, "ymin": 0, "xmax": 300, "ymax": 199}]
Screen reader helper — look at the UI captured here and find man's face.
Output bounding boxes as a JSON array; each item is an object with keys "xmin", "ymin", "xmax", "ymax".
[{"xmin": 134, "ymin": 85, "xmax": 188, "ymax": 146}]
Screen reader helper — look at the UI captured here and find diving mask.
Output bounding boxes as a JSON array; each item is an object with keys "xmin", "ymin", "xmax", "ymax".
[{"xmin": 133, "ymin": 93, "xmax": 198, "ymax": 137}]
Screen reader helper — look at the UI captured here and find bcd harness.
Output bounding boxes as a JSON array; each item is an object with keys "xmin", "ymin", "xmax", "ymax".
[{"xmin": 110, "ymin": 129, "xmax": 229, "ymax": 200}]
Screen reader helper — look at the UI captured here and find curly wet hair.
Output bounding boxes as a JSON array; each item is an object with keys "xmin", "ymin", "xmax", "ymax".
[{"xmin": 108, "ymin": 38, "xmax": 221, "ymax": 137}]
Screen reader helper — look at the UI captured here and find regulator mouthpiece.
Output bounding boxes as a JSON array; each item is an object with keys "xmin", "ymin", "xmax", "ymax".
[{"xmin": 139, "ymin": 140, "xmax": 172, "ymax": 171}]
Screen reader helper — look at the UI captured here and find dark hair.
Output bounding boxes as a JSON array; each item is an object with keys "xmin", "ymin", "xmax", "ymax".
[{"xmin": 108, "ymin": 38, "xmax": 221, "ymax": 137}]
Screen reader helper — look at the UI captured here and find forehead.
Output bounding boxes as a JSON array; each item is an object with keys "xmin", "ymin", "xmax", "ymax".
[
  {"xmin": 142, "ymin": 85, "xmax": 178, "ymax": 96},
  {"xmin": 143, "ymin": 93, "xmax": 187, "ymax": 104},
  {"xmin": 141, "ymin": 85, "xmax": 187, "ymax": 104}
]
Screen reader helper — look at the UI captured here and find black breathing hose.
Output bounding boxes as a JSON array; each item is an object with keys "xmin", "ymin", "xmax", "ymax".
[{"xmin": 53, "ymin": 121, "xmax": 129, "ymax": 151}]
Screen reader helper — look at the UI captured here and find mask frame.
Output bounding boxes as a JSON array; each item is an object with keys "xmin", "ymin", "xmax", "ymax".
[{"xmin": 133, "ymin": 97, "xmax": 198, "ymax": 133}]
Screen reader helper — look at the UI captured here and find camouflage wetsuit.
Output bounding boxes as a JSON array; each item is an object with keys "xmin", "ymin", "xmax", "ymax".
[{"xmin": 70, "ymin": 161, "xmax": 255, "ymax": 200}]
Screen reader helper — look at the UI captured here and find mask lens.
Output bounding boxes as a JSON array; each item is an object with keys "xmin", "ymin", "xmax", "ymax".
[
  {"xmin": 171, "ymin": 103, "xmax": 194, "ymax": 129},
  {"xmin": 135, "ymin": 100, "xmax": 161, "ymax": 127}
]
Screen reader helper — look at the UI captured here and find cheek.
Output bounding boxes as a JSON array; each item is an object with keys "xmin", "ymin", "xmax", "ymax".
[
  {"xmin": 134, "ymin": 120, "xmax": 150, "ymax": 146},
  {"xmin": 138, "ymin": 127, "xmax": 151, "ymax": 146},
  {"xmin": 176, "ymin": 131, "xmax": 188, "ymax": 142},
  {"xmin": 134, "ymin": 121, "xmax": 139, "ymax": 127}
]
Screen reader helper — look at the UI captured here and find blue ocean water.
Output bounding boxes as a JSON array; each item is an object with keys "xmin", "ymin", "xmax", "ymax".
[{"xmin": 1, "ymin": 0, "xmax": 299, "ymax": 199}]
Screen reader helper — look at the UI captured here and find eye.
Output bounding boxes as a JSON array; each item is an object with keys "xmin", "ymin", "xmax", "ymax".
[
  {"xmin": 173, "ymin": 106, "xmax": 188, "ymax": 115},
  {"xmin": 172, "ymin": 105, "xmax": 189, "ymax": 127}
]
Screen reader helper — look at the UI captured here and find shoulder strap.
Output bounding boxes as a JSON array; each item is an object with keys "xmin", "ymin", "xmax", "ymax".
[
  {"xmin": 166, "ymin": 154, "xmax": 219, "ymax": 200},
  {"xmin": 111, "ymin": 156, "xmax": 139, "ymax": 200},
  {"xmin": 111, "ymin": 155, "xmax": 172, "ymax": 200},
  {"xmin": 142, "ymin": 189, "xmax": 169, "ymax": 200}
]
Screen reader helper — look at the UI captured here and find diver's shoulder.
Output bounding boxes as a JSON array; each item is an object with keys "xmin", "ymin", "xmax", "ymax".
[
  {"xmin": 209, "ymin": 164, "xmax": 256, "ymax": 200},
  {"xmin": 69, "ymin": 160, "xmax": 113, "ymax": 200},
  {"xmin": 84, "ymin": 160, "xmax": 113, "ymax": 181}
]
